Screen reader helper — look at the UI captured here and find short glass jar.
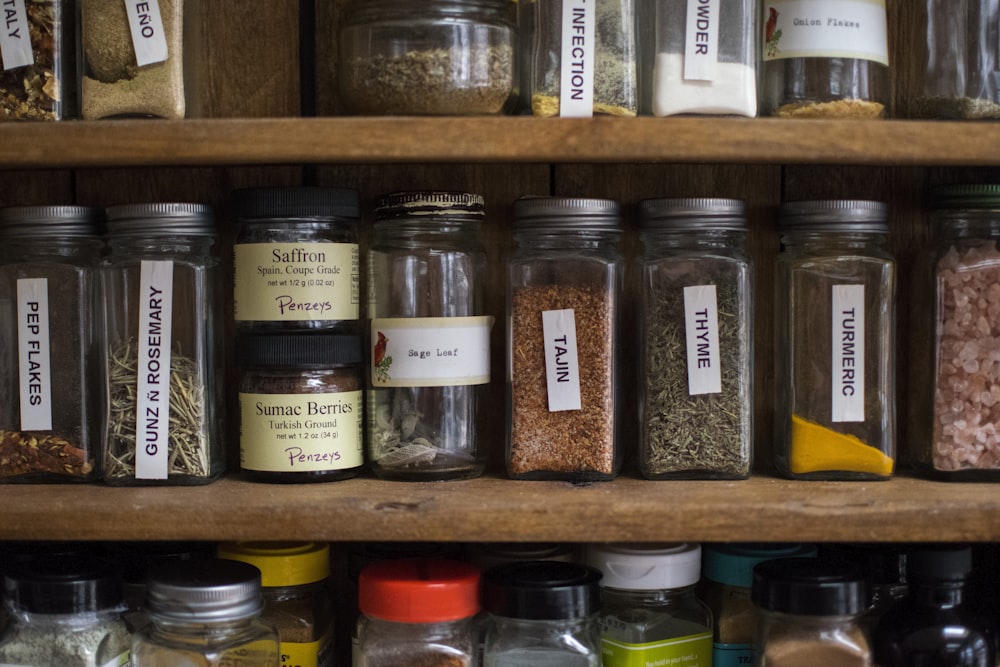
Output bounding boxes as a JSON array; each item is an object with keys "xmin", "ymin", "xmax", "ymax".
[
  {"xmin": 339, "ymin": 0, "xmax": 516, "ymax": 115},
  {"xmin": 0, "ymin": 0, "xmax": 76, "ymax": 120},
  {"xmin": 237, "ymin": 334, "xmax": 364, "ymax": 483}
]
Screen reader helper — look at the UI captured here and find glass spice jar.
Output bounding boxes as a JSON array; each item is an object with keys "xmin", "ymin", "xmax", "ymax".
[
  {"xmin": 775, "ymin": 200, "xmax": 896, "ymax": 480},
  {"xmin": 0, "ymin": 206, "xmax": 102, "ymax": 483},
  {"xmin": 100, "ymin": 203, "xmax": 223, "ymax": 486},
  {"xmin": 339, "ymin": 0, "xmax": 517, "ymax": 116},
  {"xmin": 237, "ymin": 334, "xmax": 364, "ymax": 483},
  {"xmin": 637, "ymin": 198, "xmax": 753, "ymax": 479},
  {"xmin": 507, "ymin": 197, "xmax": 624, "ymax": 481},
  {"xmin": 0, "ymin": 0, "xmax": 75, "ymax": 120},
  {"xmin": 760, "ymin": 0, "xmax": 889, "ymax": 118},
  {"xmin": 367, "ymin": 192, "xmax": 492, "ymax": 481}
]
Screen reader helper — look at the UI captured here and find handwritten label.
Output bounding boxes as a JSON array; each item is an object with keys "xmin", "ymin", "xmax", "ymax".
[
  {"xmin": 16, "ymin": 278, "xmax": 51, "ymax": 430},
  {"xmin": 559, "ymin": 0, "xmax": 595, "ymax": 117},
  {"xmin": 683, "ymin": 284, "xmax": 722, "ymax": 395},
  {"xmin": 135, "ymin": 260, "xmax": 174, "ymax": 480},
  {"xmin": 0, "ymin": 0, "xmax": 33, "ymax": 70},
  {"xmin": 763, "ymin": 0, "xmax": 889, "ymax": 66},
  {"xmin": 684, "ymin": 0, "xmax": 720, "ymax": 81},
  {"xmin": 542, "ymin": 309, "xmax": 582, "ymax": 411},
  {"xmin": 832, "ymin": 284, "xmax": 865, "ymax": 423},
  {"xmin": 125, "ymin": 0, "xmax": 168, "ymax": 67}
]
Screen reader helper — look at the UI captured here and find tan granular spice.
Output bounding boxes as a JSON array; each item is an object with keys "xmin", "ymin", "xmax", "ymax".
[
  {"xmin": 510, "ymin": 284, "xmax": 615, "ymax": 476},
  {"xmin": 531, "ymin": 93, "xmax": 637, "ymax": 118},
  {"xmin": 775, "ymin": 98, "xmax": 885, "ymax": 119}
]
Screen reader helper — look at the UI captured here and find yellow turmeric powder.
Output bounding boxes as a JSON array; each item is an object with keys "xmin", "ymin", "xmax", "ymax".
[{"xmin": 790, "ymin": 414, "xmax": 894, "ymax": 476}]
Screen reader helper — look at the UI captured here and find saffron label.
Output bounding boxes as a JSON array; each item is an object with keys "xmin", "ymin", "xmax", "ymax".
[
  {"xmin": 16, "ymin": 278, "xmax": 51, "ymax": 431},
  {"xmin": 683, "ymin": 285, "xmax": 722, "ymax": 396},
  {"xmin": 0, "ymin": 0, "xmax": 33, "ymax": 70},
  {"xmin": 762, "ymin": 0, "xmax": 888, "ymax": 66},
  {"xmin": 125, "ymin": 0, "xmax": 168, "ymax": 67},
  {"xmin": 832, "ymin": 284, "xmax": 865, "ymax": 423},
  {"xmin": 559, "ymin": 0, "xmax": 595, "ymax": 117},
  {"xmin": 542, "ymin": 309, "xmax": 582, "ymax": 411},
  {"xmin": 135, "ymin": 260, "xmax": 174, "ymax": 480},
  {"xmin": 601, "ymin": 630, "xmax": 713, "ymax": 667},
  {"xmin": 370, "ymin": 316, "xmax": 493, "ymax": 387},
  {"xmin": 684, "ymin": 0, "xmax": 720, "ymax": 81}
]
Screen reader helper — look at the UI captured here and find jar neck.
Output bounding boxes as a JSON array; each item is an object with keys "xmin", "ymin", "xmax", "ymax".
[
  {"xmin": 2, "ymin": 237, "xmax": 103, "ymax": 262},
  {"xmin": 373, "ymin": 219, "xmax": 483, "ymax": 247},
  {"xmin": 491, "ymin": 614, "xmax": 595, "ymax": 632},
  {"xmin": 514, "ymin": 230, "xmax": 621, "ymax": 250},
  {"xmin": 641, "ymin": 229, "xmax": 747, "ymax": 253},
  {"xmin": 935, "ymin": 214, "xmax": 1000, "ymax": 240},
  {"xmin": 347, "ymin": 0, "xmax": 513, "ymax": 24},
  {"xmin": 9, "ymin": 608, "xmax": 122, "ymax": 629},
  {"xmin": 908, "ymin": 579, "xmax": 967, "ymax": 608},
  {"xmin": 108, "ymin": 235, "xmax": 215, "ymax": 257},
  {"xmin": 603, "ymin": 585, "xmax": 697, "ymax": 606},
  {"xmin": 150, "ymin": 614, "xmax": 262, "ymax": 638},
  {"xmin": 780, "ymin": 230, "xmax": 887, "ymax": 250}
]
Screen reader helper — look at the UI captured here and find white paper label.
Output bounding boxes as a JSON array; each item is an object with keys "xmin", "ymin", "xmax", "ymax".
[
  {"xmin": 0, "ymin": 0, "xmax": 33, "ymax": 70},
  {"xmin": 125, "ymin": 0, "xmax": 169, "ymax": 67},
  {"xmin": 832, "ymin": 284, "xmax": 865, "ymax": 423},
  {"xmin": 762, "ymin": 0, "xmax": 889, "ymax": 66},
  {"xmin": 542, "ymin": 309, "xmax": 582, "ymax": 412},
  {"xmin": 684, "ymin": 0, "xmax": 720, "ymax": 81},
  {"xmin": 559, "ymin": 0, "xmax": 595, "ymax": 117},
  {"xmin": 16, "ymin": 279, "xmax": 52, "ymax": 431},
  {"xmin": 683, "ymin": 285, "xmax": 722, "ymax": 396},
  {"xmin": 370, "ymin": 316, "xmax": 493, "ymax": 387},
  {"xmin": 135, "ymin": 260, "xmax": 174, "ymax": 480}
]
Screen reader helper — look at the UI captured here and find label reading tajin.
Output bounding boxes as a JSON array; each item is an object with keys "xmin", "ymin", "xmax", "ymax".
[
  {"xmin": 16, "ymin": 278, "xmax": 52, "ymax": 431},
  {"xmin": 135, "ymin": 260, "xmax": 174, "ymax": 480},
  {"xmin": 832, "ymin": 284, "xmax": 865, "ymax": 423},
  {"xmin": 559, "ymin": 0, "xmax": 596, "ymax": 117},
  {"xmin": 0, "ymin": 0, "xmax": 33, "ymax": 70},
  {"xmin": 542, "ymin": 308, "xmax": 582, "ymax": 411}
]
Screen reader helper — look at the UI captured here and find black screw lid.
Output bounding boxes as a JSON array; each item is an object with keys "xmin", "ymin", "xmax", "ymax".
[
  {"xmin": 237, "ymin": 334, "xmax": 362, "ymax": 368},
  {"xmin": 482, "ymin": 561, "xmax": 601, "ymax": 620},
  {"xmin": 4, "ymin": 557, "xmax": 122, "ymax": 614},
  {"xmin": 230, "ymin": 186, "xmax": 360, "ymax": 220},
  {"xmin": 752, "ymin": 558, "xmax": 869, "ymax": 616},
  {"xmin": 906, "ymin": 546, "xmax": 973, "ymax": 582}
]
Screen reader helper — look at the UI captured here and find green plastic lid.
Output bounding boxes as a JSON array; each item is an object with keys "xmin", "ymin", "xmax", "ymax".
[{"xmin": 703, "ymin": 543, "xmax": 816, "ymax": 588}]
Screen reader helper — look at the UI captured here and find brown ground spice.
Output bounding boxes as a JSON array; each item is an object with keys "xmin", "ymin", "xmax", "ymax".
[{"xmin": 775, "ymin": 98, "xmax": 885, "ymax": 119}]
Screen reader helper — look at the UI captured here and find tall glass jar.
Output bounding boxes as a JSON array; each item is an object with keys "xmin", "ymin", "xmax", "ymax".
[
  {"xmin": 775, "ymin": 200, "xmax": 895, "ymax": 480},
  {"xmin": 0, "ymin": 207, "xmax": 102, "ymax": 483},
  {"xmin": 367, "ymin": 192, "xmax": 491, "ymax": 481},
  {"xmin": 637, "ymin": 198, "xmax": 753, "ymax": 479},
  {"xmin": 100, "ymin": 203, "xmax": 223, "ymax": 486},
  {"xmin": 0, "ymin": 0, "xmax": 75, "ymax": 120},
  {"xmin": 507, "ymin": 197, "xmax": 623, "ymax": 480},
  {"xmin": 760, "ymin": 0, "xmax": 889, "ymax": 118}
]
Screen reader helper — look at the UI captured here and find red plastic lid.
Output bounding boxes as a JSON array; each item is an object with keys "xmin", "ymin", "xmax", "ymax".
[{"xmin": 359, "ymin": 558, "xmax": 480, "ymax": 623}]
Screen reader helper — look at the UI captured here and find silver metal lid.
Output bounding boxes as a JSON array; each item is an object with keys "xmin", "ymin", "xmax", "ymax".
[
  {"xmin": 147, "ymin": 559, "xmax": 263, "ymax": 623},
  {"xmin": 638, "ymin": 198, "xmax": 747, "ymax": 231},
  {"xmin": 0, "ymin": 206, "xmax": 101, "ymax": 238},
  {"xmin": 779, "ymin": 200, "xmax": 888, "ymax": 233},
  {"xmin": 930, "ymin": 184, "xmax": 1000, "ymax": 210},
  {"xmin": 106, "ymin": 203, "xmax": 215, "ymax": 236},
  {"xmin": 512, "ymin": 196, "xmax": 621, "ymax": 232}
]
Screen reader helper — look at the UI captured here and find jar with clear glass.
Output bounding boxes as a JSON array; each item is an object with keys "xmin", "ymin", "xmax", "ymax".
[
  {"xmin": 760, "ymin": 0, "xmax": 889, "ymax": 118},
  {"xmin": 0, "ymin": 0, "xmax": 75, "ymax": 120},
  {"xmin": 100, "ymin": 203, "xmax": 223, "ymax": 486},
  {"xmin": 0, "ymin": 206, "xmax": 102, "ymax": 483},
  {"xmin": 507, "ymin": 197, "xmax": 624, "ymax": 480},
  {"xmin": 775, "ymin": 200, "xmax": 895, "ymax": 480},
  {"xmin": 637, "ymin": 198, "xmax": 752, "ymax": 479},
  {"xmin": 587, "ymin": 543, "xmax": 712, "ymax": 667},
  {"xmin": 367, "ymin": 192, "xmax": 491, "ymax": 481},
  {"xmin": 339, "ymin": 0, "xmax": 516, "ymax": 115}
]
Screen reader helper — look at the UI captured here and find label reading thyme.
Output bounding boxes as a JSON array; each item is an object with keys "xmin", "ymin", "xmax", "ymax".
[
  {"xmin": 683, "ymin": 285, "xmax": 721, "ymax": 396},
  {"xmin": 831, "ymin": 284, "xmax": 865, "ymax": 423},
  {"xmin": 16, "ymin": 278, "xmax": 52, "ymax": 430},
  {"xmin": 135, "ymin": 260, "xmax": 174, "ymax": 480}
]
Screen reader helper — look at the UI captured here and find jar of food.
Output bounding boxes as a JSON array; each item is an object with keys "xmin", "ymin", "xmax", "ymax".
[
  {"xmin": 339, "ymin": 0, "xmax": 516, "ymax": 115},
  {"xmin": 367, "ymin": 192, "xmax": 491, "ymax": 481},
  {"xmin": 100, "ymin": 203, "xmax": 223, "ymax": 486},
  {"xmin": 0, "ymin": 206, "xmax": 102, "ymax": 482},
  {"xmin": 231, "ymin": 186, "xmax": 361, "ymax": 334},
  {"xmin": 760, "ymin": 0, "xmax": 889, "ymax": 118},
  {"xmin": 0, "ymin": 0, "xmax": 75, "ymax": 120},
  {"xmin": 80, "ymin": 0, "xmax": 202, "ymax": 118},
  {"xmin": 237, "ymin": 334, "xmax": 364, "ymax": 483},
  {"xmin": 587, "ymin": 543, "xmax": 712, "ymax": 667},
  {"xmin": 531, "ymin": 0, "xmax": 637, "ymax": 117},
  {"xmin": 637, "ymin": 198, "xmax": 753, "ymax": 479},
  {"xmin": 507, "ymin": 197, "xmax": 624, "ymax": 480},
  {"xmin": 775, "ymin": 200, "xmax": 895, "ymax": 480}
]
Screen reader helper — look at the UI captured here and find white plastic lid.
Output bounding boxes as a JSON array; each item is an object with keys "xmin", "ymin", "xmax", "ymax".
[{"xmin": 586, "ymin": 543, "xmax": 701, "ymax": 590}]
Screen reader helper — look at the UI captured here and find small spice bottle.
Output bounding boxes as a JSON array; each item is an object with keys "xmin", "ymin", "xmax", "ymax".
[
  {"xmin": 0, "ymin": 0, "xmax": 76, "ymax": 120},
  {"xmin": 586, "ymin": 543, "xmax": 713, "ymax": 666},
  {"xmin": 507, "ymin": 197, "xmax": 624, "ymax": 481},
  {"xmin": 100, "ymin": 203, "xmax": 223, "ymax": 486},
  {"xmin": 356, "ymin": 558, "xmax": 480, "ymax": 667},
  {"xmin": 775, "ymin": 200, "xmax": 896, "ymax": 480},
  {"xmin": 760, "ymin": 0, "xmax": 889, "ymax": 118},
  {"xmin": 482, "ymin": 560, "xmax": 603, "ymax": 667},
  {"xmin": 237, "ymin": 334, "xmax": 364, "ymax": 483},
  {"xmin": 217, "ymin": 542, "xmax": 336, "ymax": 667},
  {"xmin": 752, "ymin": 557, "xmax": 872, "ymax": 667},
  {"xmin": 132, "ymin": 559, "xmax": 280, "ymax": 667},
  {"xmin": 0, "ymin": 206, "xmax": 102, "ymax": 483},
  {"xmin": 637, "ymin": 198, "xmax": 753, "ymax": 479},
  {"xmin": 231, "ymin": 186, "xmax": 361, "ymax": 334},
  {"xmin": 367, "ymin": 192, "xmax": 492, "ymax": 481},
  {"xmin": 339, "ymin": 0, "xmax": 516, "ymax": 115}
]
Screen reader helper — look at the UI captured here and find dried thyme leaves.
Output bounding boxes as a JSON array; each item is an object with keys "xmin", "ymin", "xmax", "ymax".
[{"xmin": 0, "ymin": 0, "xmax": 60, "ymax": 120}]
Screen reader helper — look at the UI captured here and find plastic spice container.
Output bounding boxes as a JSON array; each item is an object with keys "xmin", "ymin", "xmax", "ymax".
[
  {"xmin": 775, "ymin": 200, "xmax": 896, "ymax": 480},
  {"xmin": 339, "ymin": 0, "xmax": 516, "ymax": 115},
  {"xmin": 356, "ymin": 558, "xmax": 480, "ymax": 667},
  {"xmin": 100, "ymin": 203, "xmax": 223, "ymax": 486},
  {"xmin": 237, "ymin": 334, "xmax": 364, "ymax": 483},
  {"xmin": 132, "ymin": 559, "xmax": 280, "ymax": 667},
  {"xmin": 218, "ymin": 542, "xmax": 335, "ymax": 667},
  {"xmin": 760, "ymin": 0, "xmax": 889, "ymax": 118},
  {"xmin": 80, "ymin": 0, "xmax": 202, "ymax": 118},
  {"xmin": 231, "ymin": 187, "xmax": 361, "ymax": 334},
  {"xmin": 587, "ymin": 543, "xmax": 712, "ymax": 667},
  {"xmin": 0, "ymin": 207, "xmax": 102, "ymax": 483},
  {"xmin": 0, "ymin": 0, "xmax": 75, "ymax": 120},
  {"xmin": 367, "ymin": 192, "xmax": 491, "ymax": 481},
  {"xmin": 637, "ymin": 198, "xmax": 753, "ymax": 479}
]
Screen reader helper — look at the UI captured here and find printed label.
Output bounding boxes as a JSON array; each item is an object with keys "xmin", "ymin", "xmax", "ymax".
[
  {"xmin": 542, "ymin": 309, "xmax": 582, "ymax": 411},
  {"xmin": 281, "ymin": 633, "xmax": 333, "ymax": 667},
  {"xmin": 601, "ymin": 631, "xmax": 713, "ymax": 667},
  {"xmin": 16, "ymin": 279, "xmax": 52, "ymax": 431},
  {"xmin": 0, "ymin": 0, "xmax": 33, "ymax": 70},
  {"xmin": 234, "ymin": 242, "xmax": 360, "ymax": 322},
  {"xmin": 832, "ymin": 284, "xmax": 865, "ymax": 423},
  {"xmin": 762, "ymin": 0, "xmax": 888, "ymax": 66},
  {"xmin": 713, "ymin": 641, "xmax": 755, "ymax": 667},
  {"xmin": 135, "ymin": 260, "xmax": 174, "ymax": 480},
  {"xmin": 684, "ymin": 0, "xmax": 720, "ymax": 81},
  {"xmin": 99, "ymin": 650, "xmax": 132, "ymax": 667},
  {"xmin": 370, "ymin": 316, "xmax": 493, "ymax": 387},
  {"xmin": 240, "ymin": 390, "xmax": 363, "ymax": 472},
  {"xmin": 684, "ymin": 285, "xmax": 722, "ymax": 396},
  {"xmin": 559, "ymin": 0, "xmax": 595, "ymax": 117},
  {"xmin": 125, "ymin": 0, "xmax": 168, "ymax": 67}
]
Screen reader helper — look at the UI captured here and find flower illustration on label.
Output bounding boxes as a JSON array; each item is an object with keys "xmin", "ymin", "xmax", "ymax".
[
  {"xmin": 765, "ymin": 6, "xmax": 782, "ymax": 57},
  {"xmin": 373, "ymin": 331, "xmax": 392, "ymax": 382}
]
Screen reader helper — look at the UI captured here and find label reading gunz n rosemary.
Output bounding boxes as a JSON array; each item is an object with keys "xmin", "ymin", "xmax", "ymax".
[{"xmin": 135, "ymin": 260, "xmax": 174, "ymax": 480}]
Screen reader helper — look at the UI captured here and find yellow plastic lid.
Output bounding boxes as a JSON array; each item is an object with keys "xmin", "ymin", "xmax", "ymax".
[{"xmin": 217, "ymin": 542, "xmax": 329, "ymax": 587}]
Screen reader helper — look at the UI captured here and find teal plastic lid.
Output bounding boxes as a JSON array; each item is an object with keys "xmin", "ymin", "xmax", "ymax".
[{"xmin": 703, "ymin": 543, "xmax": 816, "ymax": 588}]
